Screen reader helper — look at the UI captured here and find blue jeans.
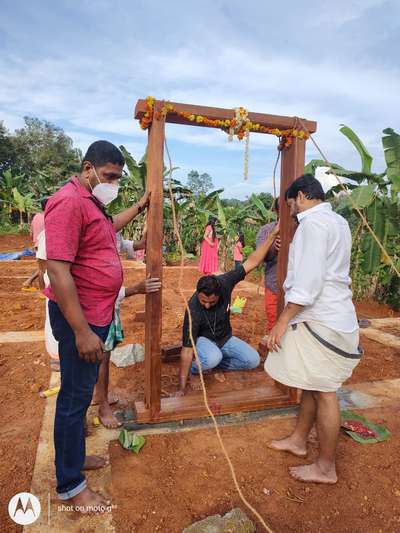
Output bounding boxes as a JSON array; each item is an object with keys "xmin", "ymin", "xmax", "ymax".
[
  {"xmin": 234, "ymin": 260, "xmax": 242, "ymax": 269},
  {"xmin": 191, "ymin": 336, "xmax": 260, "ymax": 373},
  {"xmin": 49, "ymin": 301, "xmax": 110, "ymax": 500}
]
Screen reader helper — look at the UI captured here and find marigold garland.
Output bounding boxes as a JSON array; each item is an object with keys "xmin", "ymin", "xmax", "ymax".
[
  {"xmin": 138, "ymin": 97, "xmax": 308, "ymax": 143},
  {"xmin": 138, "ymin": 97, "xmax": 309, "ymax": 179}
]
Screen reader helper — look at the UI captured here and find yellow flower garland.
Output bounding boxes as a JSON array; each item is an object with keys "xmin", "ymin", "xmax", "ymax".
[
  {"xmin": 138, "ymin": 97, "xmax": 309, "ymax": 180},
  {"xmin": 138, "ymin": 97, "xmax": 308, "ymax": 143}
]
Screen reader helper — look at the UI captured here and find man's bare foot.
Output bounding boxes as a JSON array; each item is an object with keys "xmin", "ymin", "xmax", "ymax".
[
  {"xmin": 190, "ymin": 375, "xmax": 203, "ymax": 391},
  {"xmin": 99, "ymin": 402, "xmax": 122, "ymax": 429},
  {"xmin": 214, "ymin": 372, "xmax": 226, "ymax": 383},
  {"xmin": 68, "ymin": 487, "xmax": 110, "ymax": 514},
  {"xmin": 289, "ymin": 462, "xmax": 337, "ymax": 484},
  {"xmin": 308, "ymin": 426, "xmax": 319, "ymax": 444},
  {"xmin": 268, "ymin": 436, "xmax": 308, "ymax": 458},
  {"xmin": 83, "ymin": 455, "xmax": 109, "ymax": 470},
  {"xmin": 91, "ymin": 391, "xmax": 119, "ymax": 406}
]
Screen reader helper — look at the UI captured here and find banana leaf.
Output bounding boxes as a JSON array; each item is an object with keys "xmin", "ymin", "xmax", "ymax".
[
  {"xmin": 382, "ymin": 128, "xmax": 400, "ymax": 192},
  {"xmin": 341, "ymin": 410, "xmax": 390, "ymax": 444},
  {"xmin": 349, "ymin": 184, "xmax": 376, "ymax": 209},
  {"xmin": 250, "ymin": 193, "xmax": 270, "ymax": 219},
  {"xmin": 12, "ymin": 188, "xmax": 26, "ymax": 212},
  {"xmin": 340, "ymin": 125, "xmax": 373, "ymax": 175},
  {"xmin": 361, "ymin": 198, "xmax": 386, "ymax": 273},
  {"xmin": 119, "ymin": 429, "xmax": 146, "ymax": 453},
  {"xmin": 304, "ymin": 159, "xmax": 347, "ymax": 176},
  {"xmin": 119, "ymin": 145, "xmax": 146, "ymax": 191},
  {"xmin": 216, "ymin": 196, "xmax": 227, "ymax": 230}
]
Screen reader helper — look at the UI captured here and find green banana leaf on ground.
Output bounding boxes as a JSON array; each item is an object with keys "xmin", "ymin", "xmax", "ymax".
[
  {"xmin": 119, "ymin": 429, "xmax": 146, "ymax": 453},
  {"xmin": 340, "ymin": 410, "xmax": 390, "ymax": 444}
]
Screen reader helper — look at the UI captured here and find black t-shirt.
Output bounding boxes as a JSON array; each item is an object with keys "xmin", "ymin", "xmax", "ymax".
[{"xmin": 182, "ymin": 265, "xmax": 246, "ymax": 348}]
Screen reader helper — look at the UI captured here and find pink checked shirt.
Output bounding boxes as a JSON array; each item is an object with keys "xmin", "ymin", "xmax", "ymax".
[{"xmin": 44, "ymin": 176, "xmax": 123, "ymax": 326}]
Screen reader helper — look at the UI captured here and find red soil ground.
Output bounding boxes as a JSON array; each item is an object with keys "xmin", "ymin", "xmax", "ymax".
[{"xmin": 0, "ymin": 233, "xmax": 399, "ymax": 532}]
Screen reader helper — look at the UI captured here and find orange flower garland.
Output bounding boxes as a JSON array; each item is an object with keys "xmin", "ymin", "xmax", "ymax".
[{"xmin": 138, "ymin": 97, "xmax": 309, "ymax": 148}]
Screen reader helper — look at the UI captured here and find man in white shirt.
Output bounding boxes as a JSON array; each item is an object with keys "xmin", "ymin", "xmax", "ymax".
[{"xmin": 265, "ymin": 175, "xmax": 361, "ymax": 485}]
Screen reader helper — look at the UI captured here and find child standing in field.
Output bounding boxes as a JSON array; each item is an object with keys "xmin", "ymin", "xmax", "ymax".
[{"xmin": 233, "ymin": 232, "xmax": 245, "ymax": 269}]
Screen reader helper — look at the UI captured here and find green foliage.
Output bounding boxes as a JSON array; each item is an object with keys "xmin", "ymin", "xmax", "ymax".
[
  {"xmin": 186, "ymin": 170, "xmax": 214, "ymax": 196},
  {"xmin": 382, "ymin": 128, "xmax": 400, "ymax": 192},
  {"xmin": 307, "ymin": 125, "xmax": 400, "ymax": 308},
  {"xmin": 349, "ymin": 184, "xmax": 376, "ymax": 209},
  {"xmin": 0, "ymin": 117, "xmax": 81, "ymax": 225},
  {"xmin": 119, "ymin": 429, "xmax": 145, "ymax": 453},
  {"xmin": 361, "ymin": 198, "xmax": 386, "ymax": 273},
  {"xmin": 339, "ymin": 124, "xmax": 373, "ymax": 174}
]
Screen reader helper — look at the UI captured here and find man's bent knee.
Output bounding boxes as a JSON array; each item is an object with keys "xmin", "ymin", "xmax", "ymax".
[
  {"xmin": 194, "ymin": 338, "xmax": 223, "ymax": 371},
  {"xmin": 245, "ymin": 348, "xmax": 260, "ymax": 369}
]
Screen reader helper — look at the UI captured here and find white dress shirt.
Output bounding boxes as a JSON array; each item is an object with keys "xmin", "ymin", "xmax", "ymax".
[{"xmin": 284, "ymin": 202, "xmax": 358, "ymax": 333}]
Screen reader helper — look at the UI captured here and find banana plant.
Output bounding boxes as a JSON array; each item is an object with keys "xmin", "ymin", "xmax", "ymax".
[
  {"xmin": 12, "ymin": 187, "xmax": 36, "ymax": 227},
  {"xmin": 305, "ymin": 125, "xmax": 400, "ymax": 305},
  {"xmin": 382, "ymin": 128, "xmax": 400, "ymax": 194}
]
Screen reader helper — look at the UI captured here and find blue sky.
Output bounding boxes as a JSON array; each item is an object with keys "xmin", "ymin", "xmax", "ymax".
[{"xmin": 1, "ymin": 0, "xmax": 399, "ymax": 198}]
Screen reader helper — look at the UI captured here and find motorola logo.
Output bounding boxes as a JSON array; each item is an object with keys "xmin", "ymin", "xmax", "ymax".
[{"xmin": 8, "ymin": 492, "xmax": 41, "ymax": 525}]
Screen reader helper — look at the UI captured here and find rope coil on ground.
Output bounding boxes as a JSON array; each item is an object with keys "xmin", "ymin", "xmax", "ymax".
[{"xmin": 164, "ymin": 138, "xmax": 274, "ymax": 533}]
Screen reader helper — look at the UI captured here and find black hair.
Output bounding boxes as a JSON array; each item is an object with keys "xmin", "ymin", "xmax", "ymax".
[
  {"xmin": 196, "ymin": 275, "xmax": 222, "ymax": 296},
  {"xmin": 207, "ymin": 216, "xmax": 217, "ymax": 240},
  {"xmin": 80, "ymin": 140, "xmax": 125, "ymax": 171},
  {"xmin": 285, "ymin": 174, "xmax": 325, "ymax": 202},
  {"xmin": 237, "ymin": 230, "xmax": 245, "ymax": 247},
  {"xmin": 40, "ymin": 198, "xmax": 48, "ymax": 211},
  {"xmin": 273, "ymin": 197, "xmax": 279, "ymax": 213}
]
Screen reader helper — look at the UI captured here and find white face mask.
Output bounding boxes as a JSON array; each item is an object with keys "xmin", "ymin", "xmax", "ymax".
[{"xmin": 90, "ymin": 167, "xmax": 119, "ymax": 206}]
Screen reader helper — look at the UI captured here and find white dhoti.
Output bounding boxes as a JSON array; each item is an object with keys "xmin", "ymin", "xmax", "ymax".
[{"xmin": 264, "ymin": 321, "xmax": 361, "ymax": 392}]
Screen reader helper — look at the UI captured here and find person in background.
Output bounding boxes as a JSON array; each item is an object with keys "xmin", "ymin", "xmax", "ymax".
[
  {"xmin": 256, "ymin": 198, "xmax": 280, "ymax": 333},
  {"xmin": 199, "ymin": 216, "xmax": 219, "ymax": 274},
  {"xmin": 45, "ymin": 140, "xmax": 150, "ymax": 513},
  {"xmin": 233, "ymin": 231, "xmax": 245, "ymax": 269},
  {"xmin": 31, "ymin": 199, "xmax": 46, "ymax": 247},
  {"xmin": 175, "ymin": 223, "xmax": 279, "ymax": 396},
  {"xmin": 265, "ymin": 175, "xmax": 361, "ymax": 485},
  {"xmin": 116, "ymin": 228, "xmax": 146, "ymax": 260},
  {"xmin": 36, "ymin": 227, "xmax": 59, "ymax": 371},
  {"xmin": 23, "ymin": 198, "xmax": 47, "ymax": 288},
  {"xmin": 92, "ymin": 276, "xmax": 161, "ymax": 428}
]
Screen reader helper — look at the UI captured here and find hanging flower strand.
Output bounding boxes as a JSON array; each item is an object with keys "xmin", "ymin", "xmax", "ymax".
[
  {"xmin": 138, "ymin": 98, "xmax": 308, "ymax": 176},
  {"xmin": 138, "ymin": 97, "xmax": 309, "ymax": 142}
]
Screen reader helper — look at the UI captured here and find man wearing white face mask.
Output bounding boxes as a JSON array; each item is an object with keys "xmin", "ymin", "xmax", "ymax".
[{"xmin": 44, "ymin": 140, "xmax": 152, "ymax": 513}]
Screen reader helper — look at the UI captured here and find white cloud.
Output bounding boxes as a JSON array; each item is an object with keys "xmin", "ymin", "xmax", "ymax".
[{"xmin": 0, "ymin": 0, "xmax": 398, "ymax": 199}]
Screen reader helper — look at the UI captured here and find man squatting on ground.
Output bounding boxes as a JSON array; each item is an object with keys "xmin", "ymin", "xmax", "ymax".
[
  {"xmin": 265, "ymin": 175, "xmax": 362, "ymax": 484},
  {"xmin": 176, "ymin": 223, "xmax": 280, "ymax": 396},
  {"xmin": 44, "ymin": 141, "xmax": 158, "ymax": 512}
]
